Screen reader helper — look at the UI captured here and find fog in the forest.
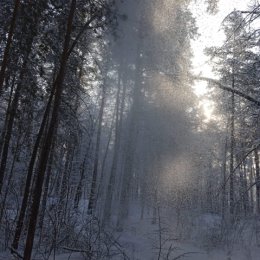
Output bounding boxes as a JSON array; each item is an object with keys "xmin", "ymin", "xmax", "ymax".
[{"xmin": 0, "ymin": 0, "xmax": 259, "ymax": 259}]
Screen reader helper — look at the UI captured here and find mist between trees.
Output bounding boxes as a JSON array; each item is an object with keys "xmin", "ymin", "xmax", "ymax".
[{"xmin": 0, "ymin": 0, "xmax": 260, "ymax": 259}]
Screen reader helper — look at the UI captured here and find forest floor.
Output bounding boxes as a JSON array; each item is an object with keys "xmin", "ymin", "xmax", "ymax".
[
  {"xmin": 52, "ymin": 212, "xmax": 260, "ymax": 260},
  {"xmin": 108, "ymin": 202, "xmax": 260, "ymax": 260},
  {"xmin": 2, "ymin": 202, "xmax": 260, "ymax": 260}
]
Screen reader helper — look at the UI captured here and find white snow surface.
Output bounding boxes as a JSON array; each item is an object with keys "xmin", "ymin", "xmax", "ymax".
[{"xmin": 2, "ymin": 202, "xmax": 260, "ymax": 259}]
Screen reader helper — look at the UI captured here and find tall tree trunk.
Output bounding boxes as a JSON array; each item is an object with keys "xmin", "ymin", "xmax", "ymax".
[
  {"xmin": 11, "ymin": 89, "xmax": 54, "ymax": 251},
  {"xmin": 0, "ymin": 129, "xmax": 22, "ymax": 224},
  {"xmin": 0, "ymin": 59, "xmax": 27, "ymax": 193},
  {"xmin": 242, "ymin": 162, "xmax": 249, "ymax": 216},
  {"xmin": 58, "ymin": 142, "xmax": 75, "ymax": 222},
  {"xmin": 0, "ymin": 75, "xmax": 16, "ymax": 158},
  {"xmin": 103, "ymin": 66, "xmax": 125, "ymax": 225},
  {"xmin": 222, "ymin": 137, "xmax": 228, "ymax": 219},
  {"xmin": 38, "ymin": 139, "xmax": 55, "ymax": 242},
  {"xmin": 255, "ymin": 148, "xmax": 260, "ymax": 214},
  {"xmin": 74, "ymin": 153, "xmax": 87, "ymax": 209},
  {"xmin": 96, "ymin": 110, "xmax": 115, "ymax": 217},
  {"xmin": 87, "ymin": 81, "xmax": 106, "ymax": 214},
  {"xmin": 0, "ymin": 0, "xmax": 20, "ymax": 95},
  {"xmin": 0, "ymin": 0, "xmax": 45, "ymax": 192},
  {"xmin": 238, "ymin": 164, "xmax": 244, "ymax": 215},
  {"xmin": 229, "ymin": 70, "xmax": 235, "ymax": 216},
  {"xmin": 23, "ymin": 1, "xmax": 76, "ymax": 258},
  {"xmin": 74, "ymin": 135, "xmax": 93, "ymax": 209},
  {"xmin": 249, "ymin": 162, "xmax": 254, "ymax": 213},
  {"xmin": 152, "ymin": 189, "xmax": 158, "ymax": 224},
  {"xmin": 117, "ymin": 34, "xmax": 143, "ymax": 230}
]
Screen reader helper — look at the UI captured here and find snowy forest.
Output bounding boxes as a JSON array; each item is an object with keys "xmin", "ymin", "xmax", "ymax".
[{"xmin": 0, "ymin": 0, "xmax": 260, "ymax": 259}]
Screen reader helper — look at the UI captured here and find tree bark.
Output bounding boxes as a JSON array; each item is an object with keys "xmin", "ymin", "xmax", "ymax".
[
  {"xmin": 38, "ymin": 139, "xmax": 55, "ymax": 241},
  {"xmin": 117, "ymin": 33, "xmax": 143, "ymax": 230},
  {"xmin": 0, "ymin": 0, "xmax": 20, "ymax": 95},
  {"xmin": 222, "ymin": 137, "xmax": 228, "ymax": 219},
  {"xmin": 0, "ymin": 129, "xmax": 22, "ymax": 224},
  {"xmin": 0, "ymin": 75, "xmax": 16, "ymax": 159},
  {"xmin": 0, "ymin": 60, "xmax": 27, "ymax": 193},
  {"xmin": 255, "ymin": 148, "xmax": 260, "ymax": 214},
  {"xmin": 229, "ymin": 70, "xmax": 235, "ymax": 216},
  {"xmin": 87, "ymin": 81, "xmax": 106, "ymax": 214},
  {"xmin": 58, "ymin": 142, "xmax": 75, "ymax": 222},
  {"xmin": 103, "ymin": 66, "xmax": 125, "ymax": 225},
  {"xmin": 193, "ymin": 76, "xmax": 260, "ymax": 106},
  {"xmin": 74, "ymin": 136, "xmax": 93, "ymax": 209},
  {"xmin": 23, "ymin": 1, "xmax": 77, "ymax": 259},
  {"xmin": 11, "ymin": 89, "xmax": 54, "ymax": 251},
  {"xmin": 0, "ymin": 0, "xmax": 45, "ymax": 192}
]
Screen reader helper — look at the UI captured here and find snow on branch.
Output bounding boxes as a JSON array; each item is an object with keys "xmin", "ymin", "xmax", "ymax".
[{"xmin": 193, "ymin": 76, "xmax": 260, "ymax": 106}]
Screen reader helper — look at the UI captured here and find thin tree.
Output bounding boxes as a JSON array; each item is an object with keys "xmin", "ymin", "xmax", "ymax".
[
  {"xmin": 23, "ymin": 1, "xmax": 77, "ymax": 258},
  {"xmin": 88, "ymin": 78, "xmax": 107, "ymax": 214},
  {"xmin": 0, "ymin": 0, "xmax": 20, "ymax": 95}
]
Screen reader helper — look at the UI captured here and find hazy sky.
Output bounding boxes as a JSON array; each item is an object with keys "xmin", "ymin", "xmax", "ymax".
[
  {"xmin": 190, "ymin": 0, "xmax": 251, "ymax": 120},
  {"xmin": 191, "ymin": 0, "xmax": 250, "ymax": 80}
]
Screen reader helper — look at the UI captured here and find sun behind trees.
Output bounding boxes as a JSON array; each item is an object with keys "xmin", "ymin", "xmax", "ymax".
[{"xmin": 0, "ymin": 0, "xmax": 260, "ymax": 259}]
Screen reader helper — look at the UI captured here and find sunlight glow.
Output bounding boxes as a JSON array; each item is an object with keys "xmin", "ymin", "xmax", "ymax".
[
  {"xmin": 151, "ymin": 0, "xmax": 177, "ymax": 33},
  {"xmin": 199, "ymin": 99, "xmax": 215, "ymax": 122},
  {"xmin": 192, "ymin": 81, "xmax": 208, "ymax": 97},
  {"xmin": 190, "ymin": 0, "xmax": 250, "ymax": 122}
]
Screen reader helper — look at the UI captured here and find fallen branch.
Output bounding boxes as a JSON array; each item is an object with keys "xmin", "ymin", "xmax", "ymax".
[
  {"xmin": 9, "ymin": 247, "xmax": 23, "ymax": 259},
  {"xmin": 173, "ymin": 251, "xmax": 201, "ymax": 260},
  {"xmin": 62, "ymin": 246, "xmax": 89, "ymax": 253}
]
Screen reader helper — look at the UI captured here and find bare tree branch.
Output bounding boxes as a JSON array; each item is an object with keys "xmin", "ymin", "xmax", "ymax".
[{"xmin": 193, "ymin": 76, "xmax": 260, "ymax": 106}]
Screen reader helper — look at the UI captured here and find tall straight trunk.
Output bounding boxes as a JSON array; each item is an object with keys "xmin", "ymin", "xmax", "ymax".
[
  {"xmin": 242, "ymin": 162, "xmax": 249, "ymax": 215},
  {"xmin": 87, "ymin": 82, "xmax": 106, "ymax": 214},
  {"xmin": 51, "ymin": 149, "xmax": 66, "ymax": 196},
  {"xmin": 249, "ymin": 163, "xmax": 254, "ymax": 213},
  {"xmin": 222, "ymin": 137, "xmax": 228, "ymax": 218},
  {"xmin": 74, "ymin": 138, "xmax": 93, "ymax": 209},
  {"xmin": 59, "ymin": 145, "xmax": 72, "ymax": 199},
  {"xmin": 96, "ymin": 110, "xmax": 115, "ymax": 217},
  {"xmin": 0, "ymin": 0, "xmax": 45, "ymax": 192},
  {"xmin": 99, "ymin": 113, "xmax": 114, "ymax": 189},
  {"xmin": 11, "ymin": 89, "xmax": 54, "ymax": 251},
  {"xmin": 38, "ymin": 139, "xmax": 55, "ymax": 237},
  {"xmin": 229, "ymin": 71, "xmax": 235, "ymax": 215},
  {"xmin": 0, "ymin": 75, "xmax": 16, "ymax": 158},
  {"xmin": 0, "ymin": 129, "xmax": 22, "ymax": 224},
  {"xmin": 206, "ymin": 168, "xmax": 213, "ymax": 212},
  {"xmin": 255, "ymin": 148, "xmax": 260, "ymax": 214},
  {"xmin": 0, "ymin": 0, "xmax": 20, "ymax": 95},
  {"xmin": 238, "ymin": 164, "xmax": 245, "ymax": 215},
  {"xmin": 117, "ymin": 34, "xmax": 143, "ymax": 230},
  {"xmin": 103, "ymin": 66, "xmax": 125, "ymax": 225},
  {"xmin": 152, "ymin": 190, "xmax": 158, "ymax": 225},
  {"xmin": 23, "ymin": 1, "xmax": 76, "ymax": 259},
  {"xmin": 0, "ymin": 59, "xmax": 28, "ymax": 193},
  {"xmin": 58, "ymin": 143, "xmax": 75, "ymax": 222},
  {"xmin": 74, "ymin": 151, "xmax": 88, "ymax": 209}
]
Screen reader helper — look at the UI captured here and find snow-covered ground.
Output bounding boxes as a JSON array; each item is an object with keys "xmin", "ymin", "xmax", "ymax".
[{"xmin": 2, "ymin": 201, "xmax": 260, "ymax": 260}]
